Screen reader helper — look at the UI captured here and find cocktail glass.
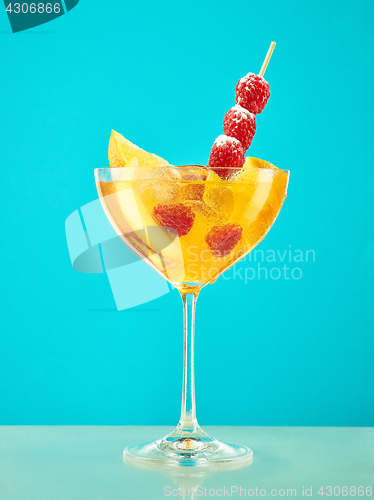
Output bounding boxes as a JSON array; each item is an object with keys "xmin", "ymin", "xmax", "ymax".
[{"xmin": 94, "ymin": 163, "xmax": 289, "ymax": 467}]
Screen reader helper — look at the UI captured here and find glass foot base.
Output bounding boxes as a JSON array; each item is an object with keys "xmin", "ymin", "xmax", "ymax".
[{"xmin": 123, "ymin": 427, "xmax": 253, "ymax": 468}]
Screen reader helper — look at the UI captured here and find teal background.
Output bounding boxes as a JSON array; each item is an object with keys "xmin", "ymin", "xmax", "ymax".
[{"xmin": 0, "ymin": 0, "xmax": 373, "ymax": 426}]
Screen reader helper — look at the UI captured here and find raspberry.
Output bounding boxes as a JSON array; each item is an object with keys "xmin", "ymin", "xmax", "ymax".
[
  {"xmin": 153, "ymin": 203, "xmax": 195, "ymax": 237},
  {"xmin": 235, "ymin": 73, "xmax": 270, "ymax": 114},
  {"xmin": 205, "ymin": 223, "xmax": 243, "ymax": 258},
  {"xmin": 223, "ymin": 105, "xmax": 256, "ymax": 151},
  {"xmin": 207, "ymin": 135, "xmax": 245, "ymax": 180}
]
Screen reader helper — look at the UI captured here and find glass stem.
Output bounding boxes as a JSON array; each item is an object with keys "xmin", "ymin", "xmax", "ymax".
[{"xmin": 177, "ymin": 290, "xmax": 200, "ymax": 433}]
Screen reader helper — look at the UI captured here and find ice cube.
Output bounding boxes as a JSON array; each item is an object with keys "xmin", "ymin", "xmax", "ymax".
[
  {"xmin": 179, "ymin": 166, "xmax": 207, "ymax": 201},
  {"xmin": 203, "ymin": 185, "xmax": 234, "ymax": 214},
  {"xmin": 131, "ymin": 165, "xmax": 180, "ymax": 202}
]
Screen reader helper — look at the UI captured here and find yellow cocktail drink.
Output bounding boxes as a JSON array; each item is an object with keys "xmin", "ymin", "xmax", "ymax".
[{"xmin": 96, "ymin": 159, "xmax": 288, "ymax": 288}]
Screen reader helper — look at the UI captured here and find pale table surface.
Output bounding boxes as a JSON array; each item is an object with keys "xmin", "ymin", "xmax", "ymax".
[{"xmin": 0, "ymin": 426, "xmax": 373, "ymax": 500}]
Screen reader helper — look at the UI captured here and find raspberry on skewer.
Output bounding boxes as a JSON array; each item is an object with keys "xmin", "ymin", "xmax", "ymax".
[
  {"xmin": 207, "ymin": 42, "xmax": 276, "ymax": 177},
  {"xmin": 207, "ymin": 135, "xmax": 245, "ymax": 180},
  {"xmin": 223, "ymin": 105, "xmax": 256, "ymax": 151},
  {"xmin": 234, "ymin": 42, "xmax": 275, "ymax": 115},
  {"xmin": 235, "ymin": 73, "xmax": 270, "ymax": 115}
]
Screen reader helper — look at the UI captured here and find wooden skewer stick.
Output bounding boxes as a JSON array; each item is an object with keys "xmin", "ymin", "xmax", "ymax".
[{"xmin": 259, "ymin": 41, "xmax": 276, "ymax": 77}]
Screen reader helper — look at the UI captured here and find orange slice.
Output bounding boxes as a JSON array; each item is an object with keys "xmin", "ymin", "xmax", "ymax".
[
  {"xmin": 108, "ymin": 130, "xmax": 169, "ymax": 168},
  {"xmin": 243, "ymin": 157, "xmax": 276, "ymax": 169}
]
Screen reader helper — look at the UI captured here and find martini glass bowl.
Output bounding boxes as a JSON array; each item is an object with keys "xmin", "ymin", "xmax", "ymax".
[{"xmin": 95, "ymin": 163, "xmax": 289, "ymax": 467}]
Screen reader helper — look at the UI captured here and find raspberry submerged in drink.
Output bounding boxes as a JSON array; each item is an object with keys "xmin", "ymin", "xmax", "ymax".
[
  {"xmin": 206, "ymin": 223, "xmax": 243, "ymax": 258},
  {"xmin": 153, "ymin": 203, "xmax": 196, "ymax": 237}
]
